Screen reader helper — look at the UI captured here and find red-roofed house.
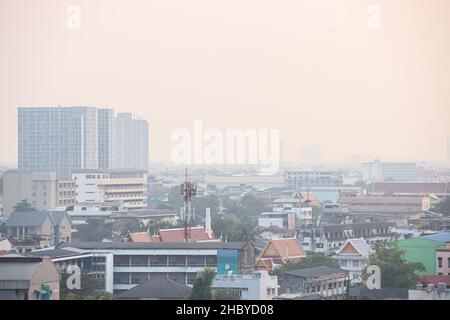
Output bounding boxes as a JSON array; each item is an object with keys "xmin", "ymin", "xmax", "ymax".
[
  {"xmin": 418, "ymin": 275, "xmax": 450, "ymax": 288},
  {"xmin": 255, "ymin": 238, "xmax": 306, "ymax": 271},
  {"xmin": 158, "ymin": 226, "xmax": 218, "ymax": 242},
  {"xmin": 127, "ymin": 232, "xmax": 156, "ymax": 243}
]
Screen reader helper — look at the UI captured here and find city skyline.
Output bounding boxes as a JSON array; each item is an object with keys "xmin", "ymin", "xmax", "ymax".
[
  {"xmin": 1, "ymin": 0, "xmax": 450, "ymax": 166},
  {"xmin": 17, "ymin": 106, "xmax": 149, "ymax": 178}
]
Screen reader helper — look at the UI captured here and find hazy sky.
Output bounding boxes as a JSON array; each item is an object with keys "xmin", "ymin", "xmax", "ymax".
[{"xmin": 1, "ymin": 0, "xmax": 449, "ymax": 165}]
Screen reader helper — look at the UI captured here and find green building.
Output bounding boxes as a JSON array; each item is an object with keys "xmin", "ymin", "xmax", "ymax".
[{"xmin": 396, "ymin": 238, "xmax": 447, "ymax": 275}]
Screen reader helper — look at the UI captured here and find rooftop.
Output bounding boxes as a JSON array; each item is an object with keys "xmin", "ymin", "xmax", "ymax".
[
  {"xmin": 60, "ymin": 241, "xmax": 249, "ymax": 250},
  {"xmin": 117, "ymin": 277, "xmax": 192, "ymax": 300},
  {"xmin": 6, "ymin": 211, "xmax": 53, "ymax": 227},
  {"xmin": 0, "ymin": 256, "xmax": 44, "ymax": 281},
  {"xmin": 421, "ymin": 232, "xmax": 450, "ymax": 243},
  {"xmin": 285, "ymin": 266, "xmax": 347, "ymax": 279}
]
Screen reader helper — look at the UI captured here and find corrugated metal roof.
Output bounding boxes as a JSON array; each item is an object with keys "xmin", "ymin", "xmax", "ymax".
[
  {"xmin": 421, "ymin": 232, "xmax": 450, "ymax": 243},
  {"xmin": 0, "ymin": 257, "xmax": 43, "ymax": 281}
]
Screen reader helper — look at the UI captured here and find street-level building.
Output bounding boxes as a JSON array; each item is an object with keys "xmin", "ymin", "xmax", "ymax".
[
  {"xmin": 73, "ymin": 169, "xmax": 148, "ymax": 210},
  {"xmin": 2, "ymin": 171, "xmax": 57, "ymax": 217},
  {"xmin": 333, "ymin": 238, "xmax": 372, "ymax": 285},
  {"xmin": 0, "ymin": 256, "xmax": 60, "ymax": 300},
  {"xmin": 280, "ymin": 266, "xmax": 348, "ymax": 299},
  {"xmin": 57, "ymin": 241, "xmax": 255, "ymax": 294},
  {"xmin": 212, "ymin": 270, "xmax": 279, "ymax": 300}
]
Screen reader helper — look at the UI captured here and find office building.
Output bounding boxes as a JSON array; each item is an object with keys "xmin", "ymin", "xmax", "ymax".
[
  {"xmin": 18, "ymin": 107, "xmax": 149, "ymax": 178},
  {"xmin": 19, "ymin": 107, "xmax": 99, "ymax": 179},
  {"xmin": 111, "ymin": 113, "xmax": 149, "ymax": 171},
  {"xmin": 56, "ymin": 241, "xmax": 255, "ymax": 293},
  {"xmin": 362, "ymin": 159, "xmax": 417, "ymax": 181},
  {"xmin": 97, "ymin": 108, "xmax": 114, "ymax": 169},
  {"xmin": 72, "ymin": 169, "xmax": 148, "ymax": 210},
  {"xmin": 337, "ymin": 193, "xmax": 430, "ymax": 215},
  {"xmin": 2, "ymin": 171, "xmax": 57, "ymax": 217},
  {"xmin": 284, "ymin": 171, "xmax": 343, "ymax": 189},
  {"xmin": 57, "ymin": 179, "xmax": 76, "ymax": 208}
]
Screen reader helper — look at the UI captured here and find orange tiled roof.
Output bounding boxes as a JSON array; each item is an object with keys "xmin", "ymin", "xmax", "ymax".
[
  {"xmin": 269, "ymin": 238, "xmax": 306, "ymax": 258},
  {"xmin": 159, "ymin": 226, "xmax": 215, "ymax": 242},
  {"xmin": 129, "ymin": 232, "xmax": 154, "ymax": 243}
]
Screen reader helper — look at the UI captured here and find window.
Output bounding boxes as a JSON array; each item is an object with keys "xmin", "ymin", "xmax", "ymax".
[
  {"xmin": 438, "ymin": 257, "xmax": 443, "ymax": 268},
  {"xmin": 352, "ymin": 261, "xmax": 359, "ymax": 267},
  {"xmin": 448, "ymin": 258, "xmax": 450, "ymax": 268},
  {"xmin": 341, "ymin": 260, "xmax": 347, "ymax": 267}
]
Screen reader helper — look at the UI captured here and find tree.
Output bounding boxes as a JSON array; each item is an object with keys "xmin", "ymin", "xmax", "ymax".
[
  {"xmin": 365, "ymin": 243, "xmax": 425, "ymax": 289},
  {"xmin": 238, "ymin": 194, "xmax": 269, "ymax": 217},
  {"xmin": 75, "ymin": 219, "xmax": 113, "ymax": 242},
  {"xmin": 189, "ymin": 268, "xmax": 217, "ymax": 300},
  {"xmin": 13, "ymin": 199, "xmax": 36, "ymax": 212},
  {"xmin": 432, "ymin": 196, "xmax": 450, "ymax": 216}
]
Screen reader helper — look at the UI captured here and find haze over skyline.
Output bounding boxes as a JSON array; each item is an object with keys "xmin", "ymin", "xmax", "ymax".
[{"xmin": 1, "ymin": 0, "xmax": 450, "ymax": 166}]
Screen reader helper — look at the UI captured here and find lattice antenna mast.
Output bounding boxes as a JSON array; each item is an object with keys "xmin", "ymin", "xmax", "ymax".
[{"xmin": 181, "ymin": 168, "xmax": 197, "ymax": 242}]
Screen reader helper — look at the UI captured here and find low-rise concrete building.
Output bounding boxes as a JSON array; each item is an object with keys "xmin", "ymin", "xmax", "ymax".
[
  {"xmin": 280, "ymin": 266, "xmax": 348, "ymax": 299},
  {"xmin": 212, "ymin": 270, "xmax": 279, "ymax": 300},
  {"xmin": 56, "ymin": 241, "xmax": 255, "ymax": 294},
  {"xmin": 436, "ymin": 242, "xmax": 450, "ymax": 276},
  {"xmin": 0, "ymin": 256, "xmax": 60, "ymax": 300},
  {"xmin": 6, "ymin": 211, "xmax": 72, "ymax": 252}
]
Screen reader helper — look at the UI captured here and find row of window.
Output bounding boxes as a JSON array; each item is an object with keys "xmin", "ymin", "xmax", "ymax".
[{"xmin": 437, "ymin": 257, "xmax": 450, "ymax": 269}]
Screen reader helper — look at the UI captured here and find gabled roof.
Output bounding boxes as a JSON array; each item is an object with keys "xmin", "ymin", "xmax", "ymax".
[
  {"xmin": 159, "ymin": 226, "xmax": 215, "ymax": 242},
  {"xmin": 49, "ymin": 211, "xmax": 71, "ymax": 226},
  {"xmin": 117, "ymin": 277, "xmax": 192, "ymax": 300},
  {"xmin": 337, "ymin": 238, "xmax": 372, "ymax": 258},
  {"xmin": 5, "ymin": 211, "xmax": 53, "ymax": 228},
  {"xmin": 269, "ymin": 238, "xmax": 305, "ymax": 258},
  {"xmin": 257, "ymin": 238, "xmax": 306, "ymax": 268},
  {"xmin": 129, "ymin": 232, "xmax": 155, "ymax": 243}
]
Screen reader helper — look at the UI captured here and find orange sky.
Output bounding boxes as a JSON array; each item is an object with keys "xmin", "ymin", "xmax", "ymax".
[{"xmin": 1, "ymin": 0, "xmax": 449, "ymax": 165}]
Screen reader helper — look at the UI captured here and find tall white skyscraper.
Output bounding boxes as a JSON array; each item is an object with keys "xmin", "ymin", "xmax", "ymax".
[
  {"xmin": 98, "ymin": 108, "xmax": 114, "ymax": 169},
  {"xmin": 111, "ymin": 113, "xmax": 149, "ymax": 170},
  {"xmin": 18, "ymin": 107, "xmax": 149, "ymax": 178},
  {"xmin": 18, "ymin": 107, "xmax": 99, "ymax": 179}
]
